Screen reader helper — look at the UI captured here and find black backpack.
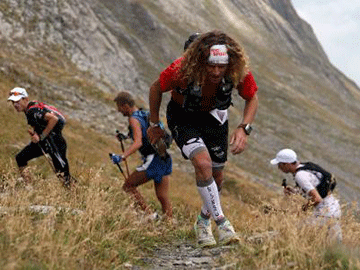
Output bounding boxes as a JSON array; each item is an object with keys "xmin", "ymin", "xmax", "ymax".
[{"xmin": 295, "ymin": 162, "xmax": 336, "ymax": 198}]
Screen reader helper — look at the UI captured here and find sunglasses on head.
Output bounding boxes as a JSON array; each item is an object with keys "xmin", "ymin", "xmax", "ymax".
[{"xmin": 9, "ymin": 91, "xmax": 22, "ymax": 96}]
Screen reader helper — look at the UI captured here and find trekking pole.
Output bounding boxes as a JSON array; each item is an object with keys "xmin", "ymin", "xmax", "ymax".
[
  {"xmin": 115, "ymin": 130, "xmax": 130, "ymax": 178},
  {"xmin": 109, "ymin": 153, "xmax": 128, "ymax": 181},
  {"xmin": 38, "ymin": 143, "xmax": 63, "ymax": 180},
  {"xmin": 28, "ymin": 129, "xmax": 60, "ymax": 178},
  {"xmin": 45, "ymin": 136, "xmax": 77, "ymax": 187}
]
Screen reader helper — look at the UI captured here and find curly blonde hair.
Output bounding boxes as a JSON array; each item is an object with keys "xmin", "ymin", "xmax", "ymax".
[{"xmin": 180, "ymin": 30, "xmax": 249, "ymax": 87}]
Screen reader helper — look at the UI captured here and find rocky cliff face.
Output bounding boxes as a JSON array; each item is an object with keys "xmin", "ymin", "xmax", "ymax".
[{"xmin": 1, "ymin": 0, "xmax": 360, "ymax": 201}]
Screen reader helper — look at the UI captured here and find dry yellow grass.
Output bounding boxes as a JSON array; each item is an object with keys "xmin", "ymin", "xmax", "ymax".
[
  {"xmin": 1, "ymin": 155, "xmax": 360, "ymax": 269},
  {"xmin": 1, "ymin": 96, "xmax": 360, "ymax": 269},
  {"xmin": 1, "ymin": 55, "xmax": 360, "ymax": 270}
]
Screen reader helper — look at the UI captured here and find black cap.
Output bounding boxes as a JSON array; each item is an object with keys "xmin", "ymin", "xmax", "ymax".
[{"xmin": 184, "ymin": 33, "xmax": 201, "ymax": 51}]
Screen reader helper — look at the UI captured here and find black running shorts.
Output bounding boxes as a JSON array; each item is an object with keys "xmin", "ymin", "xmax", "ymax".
[{"xmin": 166, "ymin": 100, "xmax": 228, "ymax": 165}]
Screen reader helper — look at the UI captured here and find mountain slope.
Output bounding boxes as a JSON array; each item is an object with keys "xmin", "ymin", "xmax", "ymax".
[{"xmin": 1, "ymin": 0, "xmax": 360, "ymax": 202}]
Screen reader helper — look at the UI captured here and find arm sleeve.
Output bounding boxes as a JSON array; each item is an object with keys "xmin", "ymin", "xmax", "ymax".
[{"xmin": 236, "ymin": 72, "xmax": 258, "ymax": 100}]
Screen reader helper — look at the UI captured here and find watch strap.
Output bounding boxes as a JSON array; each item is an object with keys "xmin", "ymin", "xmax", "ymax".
[
  {"xmin": 237, "ymin": 123, "xmax": 252, "ymax": 135},
  {"xmin": 150, "ymin": 121, "xmax": 164, "ymax": 130}
]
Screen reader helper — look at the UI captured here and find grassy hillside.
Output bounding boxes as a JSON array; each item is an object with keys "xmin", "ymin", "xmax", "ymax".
[
  {"xmin": 1, "ymin": 65, "xmax": 360, "ymax": 269},
  {"xmin": 1, "ymin": 134, "xmax": 360, "ymax": 269}
]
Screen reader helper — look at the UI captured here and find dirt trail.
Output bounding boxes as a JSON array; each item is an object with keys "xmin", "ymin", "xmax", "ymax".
[{"xmin": 126, "ymin": 241, "xmax": 237, "ymax": 269}]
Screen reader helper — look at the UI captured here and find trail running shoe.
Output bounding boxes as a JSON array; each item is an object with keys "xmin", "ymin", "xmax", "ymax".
[
  {"xmin": 143, "ymin": 212, "xmax": 161, "ymax": 223},
  {"xmin": 59, "ymin": 173, "xmax": 72, "ymax": 188},
  {"xmin": 217, "ymin": 219, "xmax": 240, "ymax": 246},
  {"xmin": 194, "ymin": 215, "xmax": 216, "ymax": 248}
]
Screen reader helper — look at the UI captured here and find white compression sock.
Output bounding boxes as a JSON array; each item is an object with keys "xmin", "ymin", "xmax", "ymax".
[
  {"xmin": 201, "ymin": 188, "xmax": 222, "ymax": 218},
  {"xmin": 197, "ymin": 178, "xmax": 224, "ymax": 222},
  {"xmin": 201, "ymin": 204, "xmax": 211, "ymax": 218}
]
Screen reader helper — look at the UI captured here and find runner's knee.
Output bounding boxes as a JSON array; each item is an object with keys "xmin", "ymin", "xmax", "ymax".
[
  {"xmin": 182, "ymin": 137, "xmax": 207, "ymax": 159},
  {"xmin": 190, "ymin": 149, "xmax": 212, "ymax": 177},
  {"xmin": 193, "ymin": 157, "xmax": 212, "ymax": 174}
]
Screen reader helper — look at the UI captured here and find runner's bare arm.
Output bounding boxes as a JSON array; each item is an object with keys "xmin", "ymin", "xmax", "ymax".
[
  {"xmin": 122, "ymin": 118, "xmax": 143, "ymax": 159},
  {"xmin": 41, "ymin": 112, "xmax": 59, "ymax": 137},
  {"xmin": 230, "ymin": 93, "xmax": 258, "ymax": 154},
  {"xmin": 241, "ymin": 93, "xmax": 258, "ymax": 126},
  {"xmin": 302, "ymin": 189, "xmax": 323, "ymax": 211},
  {"xmin": 149, "ymin": 79, "xmax": 163, "ymax": 124},
  {"xmin": 308, "ymin": 189, "xmax": 323, "ymax": 206},
  {"xmin": 148, "ymin": 79, "xmax": 164, "ymax": 144},
  {"xmin": 31, "ymin": 112, "xmax": 59, "ymax": 143}
]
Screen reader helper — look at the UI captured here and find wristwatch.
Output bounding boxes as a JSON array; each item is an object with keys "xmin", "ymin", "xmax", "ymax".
[
  {"xmin": 149, "ymin": 121, "xmax": 164, "ymax": 129},
  {"xmin": 238, "ymin": 123, "xmax": 252, "ymax": 135}
]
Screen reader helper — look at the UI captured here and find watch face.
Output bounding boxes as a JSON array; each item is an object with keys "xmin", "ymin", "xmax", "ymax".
[{"xmin": 244, "ymin": 124, "xmax": 252, "ymax": 135}]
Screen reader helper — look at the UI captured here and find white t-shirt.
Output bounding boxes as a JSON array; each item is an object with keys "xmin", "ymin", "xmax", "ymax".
[{"xmin": 294, "ymin": 165, "xmax": 341, "ymax": 218}]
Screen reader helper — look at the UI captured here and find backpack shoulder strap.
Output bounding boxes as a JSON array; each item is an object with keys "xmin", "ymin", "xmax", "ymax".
[
  {"xmin": 28, "ymin": 100, "xmax": 66, "ymax": 122},
  {"xmin": 296, "ymin": 162, "xmax": 335, "ymax": 198},
  {"xmin": 27, "ymin": 100, "xmax": 42, "ymax": 110},
  {"xmin": 296, "ymin": 162, "xmax": 331, "ymax": 177},
  {"xmin": 131, "ymin": 110, "xmax": 150, "ymax": 129}
]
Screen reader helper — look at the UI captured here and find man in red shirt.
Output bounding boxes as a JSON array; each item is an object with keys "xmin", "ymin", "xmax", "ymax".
[{"xmin": 148, "ymin": 30, "xmax": 258, "ymax": 247}]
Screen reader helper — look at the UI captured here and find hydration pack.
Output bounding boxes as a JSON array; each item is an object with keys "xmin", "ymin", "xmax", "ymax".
[
  {"xmin": 176, "ymin": 78, "xmax": 234, "ymax": 112},
  {"xmin": 28, "ymin": 101, "xmax": 66, "ymax": 123},
  {"xmin": 295, "ymin": 162, "xmax": 337, "ymax": 198}
]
